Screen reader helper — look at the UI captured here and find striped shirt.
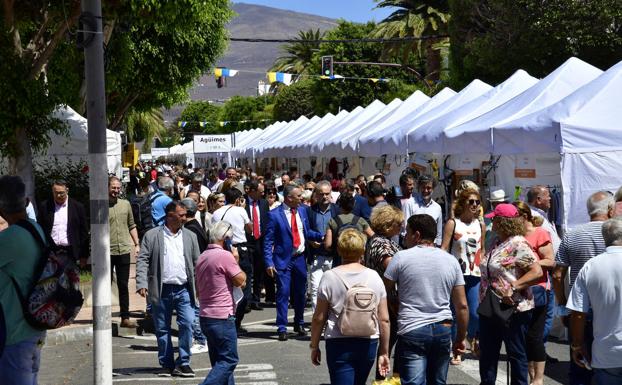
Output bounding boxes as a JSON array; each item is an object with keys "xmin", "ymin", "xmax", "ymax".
[{"xmin": 555, "ymin": 221, "xmax": 606, "ymax": 288}]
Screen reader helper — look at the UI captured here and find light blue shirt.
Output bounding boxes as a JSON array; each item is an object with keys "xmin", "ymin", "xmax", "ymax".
[{"xmin": 567, "ymin": 246, "xmax": 622, "ymax": 368}]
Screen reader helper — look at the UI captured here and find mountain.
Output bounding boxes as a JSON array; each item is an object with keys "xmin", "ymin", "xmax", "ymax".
[{"xmin": 164, "ymin": 3, "xmax": 338, "ymax": 122}]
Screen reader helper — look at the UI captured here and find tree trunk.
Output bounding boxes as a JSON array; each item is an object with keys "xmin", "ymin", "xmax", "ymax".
[
  {"xmin": 425, "ymin": 39, "xmax": 442, "ymax": 81},
  {"xmin": 8, "ymin": 127, "xmax": 35, "ymax": 202}
]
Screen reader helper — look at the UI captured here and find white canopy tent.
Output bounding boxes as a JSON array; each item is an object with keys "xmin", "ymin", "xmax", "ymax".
[
  {"xmin": 356, "ymin": 91, "xmax": 430, "ymax": 157},
  {"xmin": 31, "ymin": 106, "xmax": 123, "ymax": 176},
  {"xmin": 316, "ymin": 98, "xmax": 404, "ymax": 157},
  {"xmin": 442, "ymin": 57, "xmax": 603, "ymax": 154},
  {"xmin": 356, "ymin": 87, "xmax": 457, "ymax": 156},
  {"xmin": 409, "ymin": 70, "xmax": 539, "ymax": 153},
  {"xmin": 260, "ymin": 111, "xmax": 340, "ymax": 158},
  {"xmin": 399, "ymin": 79, "xmax": 494, "ymax": 153},
  {"xmin": 496, "ymin": 60, "xmax": 622, "ymax": 228}
]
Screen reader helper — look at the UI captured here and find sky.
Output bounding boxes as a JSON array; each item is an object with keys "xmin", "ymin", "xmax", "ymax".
[{"xmin": 234, "ymin": 0, "xmax": 395, "ymax": 23}]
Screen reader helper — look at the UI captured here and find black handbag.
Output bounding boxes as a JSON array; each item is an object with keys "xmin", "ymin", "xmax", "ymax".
[{"xmin": 477, "ymin": 254, "xmax": 517, "ymax": 325}]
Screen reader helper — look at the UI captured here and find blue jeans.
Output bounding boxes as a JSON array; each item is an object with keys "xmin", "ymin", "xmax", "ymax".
[
  {"xmin": 451, "ymin": 275, "xmax": 480, "ymax": 340},
  {"xmin": 152, "ymin": 284, "xmax": 195, "ymax": 369},
  {"xmin": 479, "ymin": 311, "xmax": 531, "ymax": 385},
  {"xmin": 594, "ymin": 367, "xmax": 622, "ymax": 385},
  {"xmin": 0, "ymin": 332, "xmax": 45, "ymax": 385},
  {"xmin": 192, "ymin": 304, "xmax": 207, "ymax": 345},
  {"xmin": 397, "ymin": 322, "xmax": 452, "ymax": 385},
  {"xmin": 200, "ymin": 316, "xmax": 239, "ymax": 385},
  {"xmin": 543, "ymin": 288, "xmax": 555, "ymax": 341},
  {"xmin": 326, "ymin": 338, "xmax": 377, "ymax": 385},
  {"xmin": 569, "ymin": 319, "xmax": 593, "ymax": 385}
]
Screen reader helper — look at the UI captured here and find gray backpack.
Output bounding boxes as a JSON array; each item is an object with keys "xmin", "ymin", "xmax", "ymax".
[{"xmin": 333, "ymin": 269, "xmax": 378, "ymax": 337}]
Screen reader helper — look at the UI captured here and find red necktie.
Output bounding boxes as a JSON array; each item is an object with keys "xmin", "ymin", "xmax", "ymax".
[
  {"xmin": 291, "ymin": 208, "xmax": 301, "ymax": 249},
  {"xmin": 252, "ymin": 201, "xmax": 260, "ymax": 240}
]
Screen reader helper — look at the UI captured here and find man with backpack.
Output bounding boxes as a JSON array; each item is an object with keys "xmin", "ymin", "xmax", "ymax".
[
  {"xmin": 151, "ymin": 177, "xmax": 174, "ymax": 227},
  {"xmin": 109, "ymin": 176, "xmax": 140, "ymax": 328},
  {"xmin": 0, "ymin": 175, "xmax": 47, "ymax": 383},
  {"xmin": 384, "ymin": 214, "xmax": 468, "ymax": 385}
]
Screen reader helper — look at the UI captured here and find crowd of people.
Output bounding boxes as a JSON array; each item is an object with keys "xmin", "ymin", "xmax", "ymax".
[{"xmin": 0, "ymin": 160, "xmax": 621, "ymax": 385}]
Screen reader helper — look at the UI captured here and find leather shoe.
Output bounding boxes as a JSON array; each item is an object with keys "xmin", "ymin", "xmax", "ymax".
[
  {"xmin": 250, "ymin": 302, "xmax": 263, "ymax": 311},
  {"xmin": 120, "ymin": 318, "xmax": 137, "ymax": 328},
  {"xmin": 278, "ymin": 331, "xmax": 288, "ymax": 341},
  {"xmin": 293, "ymin": 324, "xmax": 308, "ymax": 337}
]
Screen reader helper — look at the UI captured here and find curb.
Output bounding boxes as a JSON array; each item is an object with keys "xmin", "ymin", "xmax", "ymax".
[{"xmin": 46, "ymin": 324, "xmax": 93, "ymax": 346}]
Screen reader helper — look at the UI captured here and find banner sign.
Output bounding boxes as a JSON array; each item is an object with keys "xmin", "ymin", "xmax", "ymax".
[
  {"xmin": 514, "ymin": 155, "xmax": 536, "ymax": 178},
  {"xmin": 140, "ymin": 153, "xmax": 153, "ymax": 161},
  {"xmin": 193, "ymin": 135, "xmax": 233, "ymax": 153},
  {"xmin": 151, "ymin": 148, "xmax": 169, "ymax": 157}
]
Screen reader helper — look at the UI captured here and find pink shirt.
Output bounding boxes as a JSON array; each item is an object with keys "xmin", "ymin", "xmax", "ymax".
[
  {"xmin": 195, "ymin": 244, "xmax": 242, "ymax": 319},
  {"xmin": 524, "ymin": 227, "xmax": 552, "ymax": 289}
]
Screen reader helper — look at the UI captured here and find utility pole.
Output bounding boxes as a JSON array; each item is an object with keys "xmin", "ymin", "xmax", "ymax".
[{"xmin": 80, "ymin": 0, "xmax": 112, "ymax": 383}]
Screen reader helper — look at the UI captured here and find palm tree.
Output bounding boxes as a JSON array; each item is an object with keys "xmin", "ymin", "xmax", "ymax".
[
  {"xmin": 270, "ymin": 29, "xmax": 325, "ymax": 76},
  {"xmin": 124, "ymin": 108, "xmax": 168, "ymax": 152},
  {"xmin": 373, "ymin": 0, "xmax": 450, "ymax": 81}
]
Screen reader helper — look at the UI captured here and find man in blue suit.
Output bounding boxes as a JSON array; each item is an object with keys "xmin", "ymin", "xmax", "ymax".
[{"xmin": 264, "ymin": 184, "xmax": 323, "ymax": 341}]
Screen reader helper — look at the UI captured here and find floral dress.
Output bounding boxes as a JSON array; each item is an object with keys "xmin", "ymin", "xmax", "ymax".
[
  {"xmin": 365, "ymin": 235, "xmax": 401, "ymax": 300},
  {"xmin": 479, "ymin": 235, "xmax": 538, "ymax": 313}
]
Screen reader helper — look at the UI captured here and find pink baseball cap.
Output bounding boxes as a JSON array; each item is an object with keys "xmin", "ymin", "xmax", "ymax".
[{"xmin": 485, "ymin": 203, "xmax": 519, "ymax": 219}]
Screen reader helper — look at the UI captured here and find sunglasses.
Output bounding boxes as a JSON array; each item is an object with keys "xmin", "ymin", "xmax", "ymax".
[{"xmin": 468, "ymin": 199, "xmax": 481, "ymax": 206}]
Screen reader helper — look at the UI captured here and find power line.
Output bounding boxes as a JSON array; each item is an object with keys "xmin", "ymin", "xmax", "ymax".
[{"xmin": 229, "ymin": 35, "xmax": 448, "ymax": 44}]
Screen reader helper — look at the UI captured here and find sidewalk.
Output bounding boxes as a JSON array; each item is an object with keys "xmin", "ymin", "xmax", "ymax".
[{"xmin": 48, "ymin": 262, "xmax": 145, "ymax": 345}]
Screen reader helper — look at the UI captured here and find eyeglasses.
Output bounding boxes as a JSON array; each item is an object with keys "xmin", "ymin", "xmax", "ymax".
[
  {"xmin": 468, "ymin": 199, "xmax": 481, "ymax": 206},
  {"xmin": 54, "ymin": 191, "xmax": 67, "ymax": 197}
]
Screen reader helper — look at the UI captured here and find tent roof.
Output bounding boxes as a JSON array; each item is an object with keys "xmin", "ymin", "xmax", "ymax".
[
  {"xmin": 356, "ymin": 90, "xmax": 430, "ymax": 156},
  {"xmin": 443, "ymin": 57, "xmax": 603, "ymax": 154},
  {"xmin": 497, "ymin": 59, "xmax": 622, "ymax": 153},
  {"xmin": 409, "ymin": 70, "xmax": 539, "ymax": 153}
]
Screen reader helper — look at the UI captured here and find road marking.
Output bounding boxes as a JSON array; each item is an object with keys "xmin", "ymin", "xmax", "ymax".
[
  {"xmin": 113, "ymin": 363, "xmax": 278, "ymax": 383},
  {"xmin": 242, "ymin": 311, "xmax": 313, "ymax": 326},
  {"xmin": 453, "ymin": 357, "xmax": 561, "ymax": 385}
]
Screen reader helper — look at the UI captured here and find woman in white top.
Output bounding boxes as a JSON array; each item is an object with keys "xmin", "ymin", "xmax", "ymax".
[
  {"xmin": 310, "ymin": 229, "xmax": 390, "ymax": 385},
  {"xmin": 442, "ymin": 188, "xmax": 486, "ymax": 364}
]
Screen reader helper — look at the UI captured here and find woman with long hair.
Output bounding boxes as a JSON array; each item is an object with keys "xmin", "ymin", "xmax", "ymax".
[
  {"xmin": 513, "ymin": 201, "xmax": 555, "ymax": 385},
  {"xmin": 441, "ymin": 188, "xmax": 486, "ymax": 364}
]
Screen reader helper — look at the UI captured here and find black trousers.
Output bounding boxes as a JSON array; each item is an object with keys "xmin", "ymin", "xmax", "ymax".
[
  {"xmin": 247, "ymin": 237, "xmax": 275, "ymax": 303},
  {"xmin": 234, "ymin": 244, "xmax": 253, "ymax": 329},
  {"xmin": 111, "ymin": 253, "xmax": 131, "ymax": 319}
]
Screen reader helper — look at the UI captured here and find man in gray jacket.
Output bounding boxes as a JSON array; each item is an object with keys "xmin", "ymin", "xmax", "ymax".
[{"xmin": 136, "ymin": 201, "xmax": 200, "ymax": 378}]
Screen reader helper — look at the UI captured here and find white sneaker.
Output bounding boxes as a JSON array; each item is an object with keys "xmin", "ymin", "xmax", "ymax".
[{"xmin": 190, "ymin": 343, "xmax": 209, "ymax": 354}]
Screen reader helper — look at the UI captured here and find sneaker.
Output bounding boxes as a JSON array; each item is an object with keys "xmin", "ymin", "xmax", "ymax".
[
  {"xmin": 172, "ymin": 365, "xmax": 195, "ymax": 378},
  {"xmin": 154, "ymin": 367, "xmax": 172, "ymax": 377},
  {"xmin": 190, "ymin": 342, "xmax": 209, "ymax": 354}
]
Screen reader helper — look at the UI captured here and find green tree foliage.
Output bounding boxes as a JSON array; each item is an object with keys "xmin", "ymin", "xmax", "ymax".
[
  {"xmin": 273, "ymin": 80, "xmax": 316, "ymax": 122},
  {"xmin": 271, "ymin": 29, "xmax": 325, "ymax": 75},
  {"xmin": 449, "ymin": 0, "xmax": 622, "ymax": 87},
  {"xmin": 179, "ymin": 101, "xmax": 222, "ymax": 139},
  {"xmin": 125, "ymin": 108, "xmax": 167, "ymax": 152},
  {"xmin": 313, "ymin": 20, "xmax": 420, "ymax": 115},
  {"xmin": 105, "ymin": 0, "xmax": 233, "ymax": 130},
  {"xmin": 0, "ymin": 0, "xmax": 232, "ymax": 196},
  {"xmin": 373, "ymin": 0, "xmax": 450, "ymax": 81},
  {"xmin": 219, "ymin": 96, "xmax": 272, "ymax": 132}
]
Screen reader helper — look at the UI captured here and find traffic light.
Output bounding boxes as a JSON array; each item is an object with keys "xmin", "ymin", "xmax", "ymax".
[{"xmin": 321, "ymin": 56, "xmax": 333, "ymax": 77}]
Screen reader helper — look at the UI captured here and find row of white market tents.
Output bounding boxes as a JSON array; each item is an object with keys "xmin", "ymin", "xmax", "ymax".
[{"xmin": 231, "ymin": 57, "xmax": 622, "ymax": 230}]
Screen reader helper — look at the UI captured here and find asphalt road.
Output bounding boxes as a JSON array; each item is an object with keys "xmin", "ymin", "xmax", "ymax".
[{"xmin": 39, "ymin": 305, "xmax": 572, "ymax": 385}]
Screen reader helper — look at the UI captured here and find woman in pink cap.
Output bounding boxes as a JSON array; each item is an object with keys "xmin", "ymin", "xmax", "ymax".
[{"xmin": 478, "ymin": 203, "xmax": 543, "ymax": 385}]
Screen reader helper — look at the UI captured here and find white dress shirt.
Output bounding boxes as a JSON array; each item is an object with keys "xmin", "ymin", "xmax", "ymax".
[
  {"xmin": 413, "ymin": 194, "xmax": 444, "ymax": 246},
  {"xmin": 161, "ymin": 225, "xmax": 187, "ymax": 285},
  {"xmin": 51, "ymin": 200, "xmax": 70, "ymax": 246},
  {"xmin": 248, "ymin": 197, "xmax": 262, "ymax": 236},
  {"xmin": 282, "ymin": 203, "xmax": 305, "ymax": 254}
]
